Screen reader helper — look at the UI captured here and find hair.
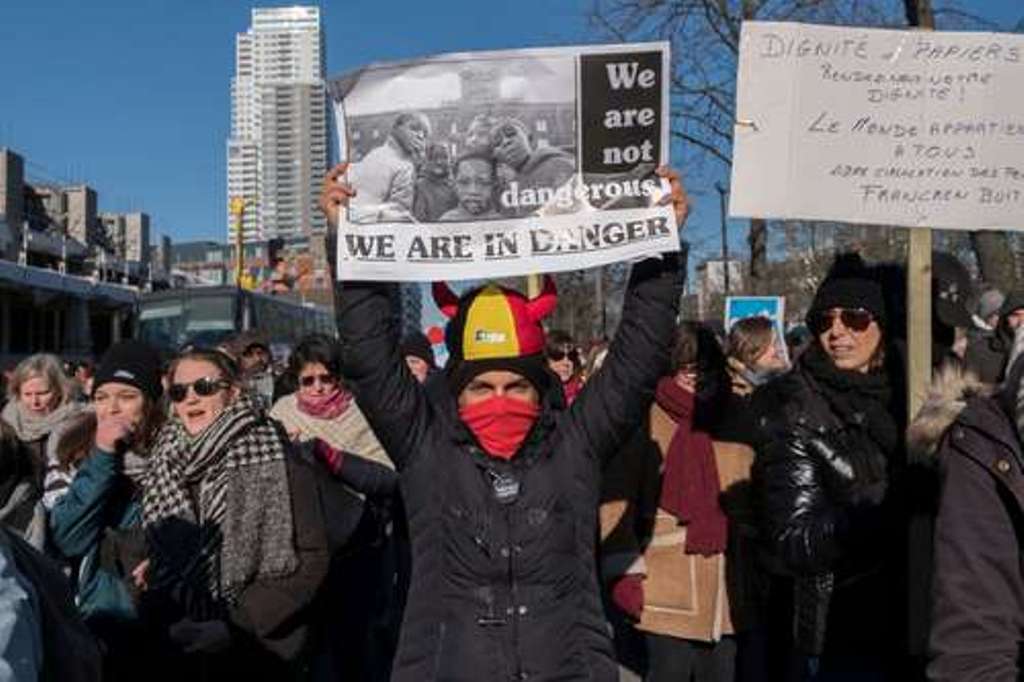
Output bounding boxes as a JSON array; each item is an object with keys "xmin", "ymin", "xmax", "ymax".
[
  {"xmin": 392, "ymin": 111, "xmax": 431, "ymax": 136},
  {"xmin": 671, "ymin": 321, "xmax": 727, "ymax": 376},
  {"xmin": 453, "ymin": 149, "xmax": 496, "ymax": 178},
  {"xmin": 55, "ymin": 393, "xmax": 166, "ymax": 471},
  {"xmin": 288, "ymin": 334, "xmax": 343, "ymax": 385},
  {"xmin": 9, "ymin": 354, "xmax": 74, "ymax": 407},
  {"xmin": 167, "ymin": 348, "xmax": 241, "ymax": 387},
  {"xmin": 727, "ymin": 317, "xmax": 776, "ymax": 369},
  {"xmin": 490, "ymin": 117, "xmax": 531, "ymax": 146},
  {"xmin": 583, "ymin": 342, "xmax": 609, "ymax": 380}
]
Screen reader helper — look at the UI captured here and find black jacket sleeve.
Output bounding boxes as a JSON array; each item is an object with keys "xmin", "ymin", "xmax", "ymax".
[
  {"xmin": 336, "ymin": 282, "xmax": 429, "ymax": 470},
  {"xmin": 337, "ymin": 452, "xmax": 399, "ymax": 497},
  {"xmin": 929, "ymin": 442, "xmax": 1024, "ymax": 682},
  {"xmin": 567, "ymin": 254, "xmax": 682, "ymax": 466},
  {"xmin": 228, "ymin": 456, "xmax": 330, "ymax": 661}
]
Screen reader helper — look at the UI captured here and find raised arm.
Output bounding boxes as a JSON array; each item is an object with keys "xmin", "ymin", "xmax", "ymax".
[
  {"xmin": 567, "ymin": 168, "xmax": 687, "ymax": 465},
  {"xmin": 322, "ymin": 164, "xmax": 430, "ymax": 469}
]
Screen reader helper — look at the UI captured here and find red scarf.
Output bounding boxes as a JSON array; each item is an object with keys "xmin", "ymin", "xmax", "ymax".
[
  {"xmin": 296, "ymin": 387, "xmax": 353, "ymax": 420},
  {"xmin": 459, "ymin": 396, "xmax": 540, "ymax": 461},
  {"xmin": 655, "ymin": 377, "xmax": 727, "ymax": 556},
  {"xmin": 562, "ymin": 376, "xmax": 583, "ymax": 406}
]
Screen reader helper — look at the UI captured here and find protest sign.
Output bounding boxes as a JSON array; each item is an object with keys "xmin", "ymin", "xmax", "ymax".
[
  {"xmin": 328, "ymin": 42, "xmax": 677, "ymax": 281},
  {"xmin": 725, "ymin": 296, "xmax": 789, "ymax": 364},
  {"xmin": 730, "ymin": 21, "xmax": 1024, "ymax": 230}
]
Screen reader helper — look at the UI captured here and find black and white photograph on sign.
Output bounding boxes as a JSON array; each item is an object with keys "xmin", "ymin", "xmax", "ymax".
[
  {"xmin": 328, "ymin": 43, "xmax": 675, "ymax": 282},
  {"xmin": 337, "ymin": 55, "xmax": 577, "ymax": 225}
]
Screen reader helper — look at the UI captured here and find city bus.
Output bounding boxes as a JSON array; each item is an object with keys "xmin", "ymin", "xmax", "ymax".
[{"xmin": 137, "ymin": 286, "xmax": 334, "ymax": 355}]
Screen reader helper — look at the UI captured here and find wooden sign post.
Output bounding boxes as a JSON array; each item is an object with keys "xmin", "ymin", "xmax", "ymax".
[{"xmin": 906, "ymin": 0, "xmax": 935, "ymax": 419}]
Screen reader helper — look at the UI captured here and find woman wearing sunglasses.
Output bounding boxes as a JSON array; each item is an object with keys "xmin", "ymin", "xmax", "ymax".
[
  {"xmin": 140, "ymin": 348, "xmax": 329, "ymax": 677},
  {"xmin": 46, "ymin": 341, "xmax": 165, "ymax": 678},
  {"xmin": 546, "ymin": 330, "xmax": 584, "ymax": 406},
  {"xmin": 270, "ymin": 334, "xmax": 390, "ymax": 470},
  {"xmin": 269, "ymin": 334, "xmax": 399, "ymax": 679},
  {"xmin": 752, "ymin": 261, "xmax": 905, "ymax": 681}
]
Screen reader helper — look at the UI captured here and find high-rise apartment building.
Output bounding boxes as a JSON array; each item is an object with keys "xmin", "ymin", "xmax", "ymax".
[{"xmin": 227, "ymin": 6, "xmax": 329, "ymax": 243}]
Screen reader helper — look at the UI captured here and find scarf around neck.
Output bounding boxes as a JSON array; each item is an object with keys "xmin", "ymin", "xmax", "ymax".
[
  {"xmin": 2, "ymin": 399, "xmax": 80, "ymax": 444},
  {"xmin": 296, "ymin": 387, "xmax": 353, "ymax": 420},
  {"xmin": 800, "ymin": 344, "xmax": 899, "ymax": 455},
  {"xmin": 654, "ymin": 377, "xmax": 727, "ymax": 556},
  {"xmin": 143, "ymin": 393, "xmax": 298, "ymax": 616}
]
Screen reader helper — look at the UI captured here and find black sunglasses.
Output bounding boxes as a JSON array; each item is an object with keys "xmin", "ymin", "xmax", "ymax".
[
  {"xmin": 168, "ymin": 377, "xmax": 230, "ymax": 403},
  {"xmin": 809, "ymin": 308, "xmax": 875, "ymax": 335},
  {"xmin": 547, "ymin": 348, "xmax": 580, "ymax": 363},
  {"xmin": 299, "ymin": 373, "xmax": 337, "ymax": 388}
]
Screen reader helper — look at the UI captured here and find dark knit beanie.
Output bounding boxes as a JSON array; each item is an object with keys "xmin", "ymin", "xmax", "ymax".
[
  {"xmin": 433, "ymin": 278, "xmax": 557, "ymax": 397},
  {"xmin": 807, "ymin": 271, "xmax": 887, "ymax": 328},
  {"xmin": 399, "ymin": 332, "xmax": 436, "ymax": 369},
  {"xmin": 92, "ymin": 341, "xmax": 164, "ymax": 401}
]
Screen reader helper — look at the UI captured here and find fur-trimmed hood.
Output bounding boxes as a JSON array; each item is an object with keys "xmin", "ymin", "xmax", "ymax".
[{"xmin": 906, "ymin": 365, "xmax": 991, "ymax": 460}]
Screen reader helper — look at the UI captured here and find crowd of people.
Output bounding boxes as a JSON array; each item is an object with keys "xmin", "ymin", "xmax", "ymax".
[
  {"xmin": 347, "ymin": 111, "xmax": 575, "ymax": 224},
  {"xmin": 0, "ymin": 163, "xmax": 1022, "ymax": 682}
]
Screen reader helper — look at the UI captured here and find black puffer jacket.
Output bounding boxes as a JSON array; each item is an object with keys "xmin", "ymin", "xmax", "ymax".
[
  {"xmin": 751, "ymin": 348, "xmax": 902, "ymax": 659},
  {"xmin": 337, "ymin": 257, "xmax": 680, "ymax": 682}
]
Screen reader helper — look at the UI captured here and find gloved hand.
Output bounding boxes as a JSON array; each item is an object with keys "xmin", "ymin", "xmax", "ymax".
[
  {"xmin": 313, "ymin": 438, "xmax": 345, "ymax": 476},
  {"xmin": 609, "ymin": 574, "xmax": 644, "ymax": 621},
  {"xmin": 169, "ymin": 618, "xmax": 232, "ymax": 654}
]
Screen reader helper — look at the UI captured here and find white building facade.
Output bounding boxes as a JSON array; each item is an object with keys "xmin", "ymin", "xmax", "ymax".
[{"xmin": 227, "ymin": 6, "xmax": 329, "ymax": 243}]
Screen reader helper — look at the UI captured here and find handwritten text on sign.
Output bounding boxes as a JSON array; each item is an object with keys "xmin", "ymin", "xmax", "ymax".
[{"xmin": 729, "ymin": 22, "xmax": 1024, "ymax": 230}]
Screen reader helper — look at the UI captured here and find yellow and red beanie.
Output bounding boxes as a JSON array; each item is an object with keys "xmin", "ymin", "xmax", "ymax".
[{"xmin": 433, "ymin": 277, "xmax": 557, "ymax": 396}]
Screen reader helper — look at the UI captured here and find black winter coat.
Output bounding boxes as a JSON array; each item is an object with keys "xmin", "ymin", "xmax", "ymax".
[
  {"xmin": 751, "ymin": 360, "xmax": 898, "ymax": 659},
  {"xmin": 927, "ymin": 379, "xmax": 1024, "ymax": 681},
  {"xmin": 337, "ymin": 258, "xmax": 680, "ymax": 682}
]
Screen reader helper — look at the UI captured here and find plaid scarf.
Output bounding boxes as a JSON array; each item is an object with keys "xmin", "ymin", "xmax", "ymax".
[{"xmin": 142, "ymin": 393, "xmax": 298, "ymax": 618}]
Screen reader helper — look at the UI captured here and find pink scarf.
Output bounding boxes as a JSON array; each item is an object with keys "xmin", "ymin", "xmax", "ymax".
[{"xmin": 296, "ymin": 387, "xmax": 353, "ymax": 420}]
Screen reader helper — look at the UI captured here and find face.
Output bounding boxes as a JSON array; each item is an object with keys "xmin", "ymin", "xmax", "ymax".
[
  {"xmin": 492, "ymin": 122, "xmax": 531, "ymax": 170},
  {"xmin": 425, "ymin": 145, "xmax": 450, "ymax": 178},
  {"xmin": 458, "ymin": 370, "xmax": 539, "ymax": 409},
  {"xmin": 19, "ymin": 375, "xmax": 57, "ymax": 416},
  {"xmin": 298, "ymin": 361, "xmax": 338, "ymax": 399},
  {"xmin": 405, "ymin": 356, "xmax": 430, "ymax": 384},
  {"xmin": 753, "ymin": 332, "xmax": 789, "ymax": 372},
  {"xmin": 454, "ymin": 159, "xmax": 495, "ymax": 215},
  {"xmin": 94, "ymin": 382, "xmax": 146, "ymax": 429},
  {"xmin": 241, "ymin": 346, "xmax": 269, "ymax": 373},
  {"xmin": 546, "ymin": 345, "xmax": 577, "ymax": 383},
  {"xmin": 171, "ymin": 359, "xmax": 235, "ymax": 437},
  {"xmin": 814, "ymin": 308, "xmax": 882, "ymax": 373},
  {"xmin": 393, "ymin": 114, "xmax": 430, "ymax": 159},
  {"xmin": 1007, "ymin": 308, "xmax": 1024, "ymax": 330}
]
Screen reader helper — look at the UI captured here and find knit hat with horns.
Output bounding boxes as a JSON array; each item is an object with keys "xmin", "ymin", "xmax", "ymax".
[{"xmin": 433, "ymin": 277, "xmax": 557, "ymax": 396}]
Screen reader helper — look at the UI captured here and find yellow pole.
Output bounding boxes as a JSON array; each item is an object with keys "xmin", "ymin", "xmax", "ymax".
[{"xmin": 230, "ymin": 197, "xmax": 246, "ymax": 286}]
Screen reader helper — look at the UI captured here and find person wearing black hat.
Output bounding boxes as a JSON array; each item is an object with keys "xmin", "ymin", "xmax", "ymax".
[
  {"xmin": 321, "ymin": 162, "xmax": 688, "ymax": 681},
  {"xmin": 751, "ymin": 256, "xmax": 907, "ymax": 680},
  {"xmin": 966, "ymin": 288, "xmax": 1024, "ymax": 384},
  {"xmin": 45, "ymin": 340, "xmax": 166, "ymax": 679},
  {"xmin": 398, "ymin": 331, "xmax": 436, "ymax": 384}
]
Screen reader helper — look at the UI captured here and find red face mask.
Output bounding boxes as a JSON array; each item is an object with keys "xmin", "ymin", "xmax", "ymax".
[{"xmin": 459, "ymin": 395, "xmax": 540, "ymax": 460}]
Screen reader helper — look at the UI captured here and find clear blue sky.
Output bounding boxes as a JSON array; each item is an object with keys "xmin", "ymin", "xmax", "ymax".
[{"xmin": 1, "ymin": 0, "xmax": 1021, "ymax": 258}]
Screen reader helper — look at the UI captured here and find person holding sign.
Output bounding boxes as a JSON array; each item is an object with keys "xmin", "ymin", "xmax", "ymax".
[
  {"xmin": 320, "ymin": 161, "xmax": 688, "ymax": 681},
  {"xmin": 751, "ymin": 260, "xmax": 906, "ymax": 681}
]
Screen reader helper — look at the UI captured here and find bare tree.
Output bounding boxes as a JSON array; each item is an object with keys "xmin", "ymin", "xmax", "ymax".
[{"xmin": 590, "ymin": 0, "xmax": 1019, "ymax": 292}]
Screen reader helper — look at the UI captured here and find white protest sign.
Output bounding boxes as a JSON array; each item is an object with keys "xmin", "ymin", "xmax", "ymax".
[
  {"xmin": 730, "ymin": 21, "xmax": 1024, "ymax": 230},
  {"xmin": 328, "ymin": 42, "xmax": 677, "ymax": 281}
]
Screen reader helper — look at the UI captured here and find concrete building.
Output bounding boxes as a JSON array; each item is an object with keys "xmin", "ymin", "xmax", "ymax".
[
  {"xmin": 227, "ymin": 6, "xmax": 328, "ymax": 243},
  {"xmin": 101, "ymin": 212, "xmax": 151, "ymax": 265}
]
